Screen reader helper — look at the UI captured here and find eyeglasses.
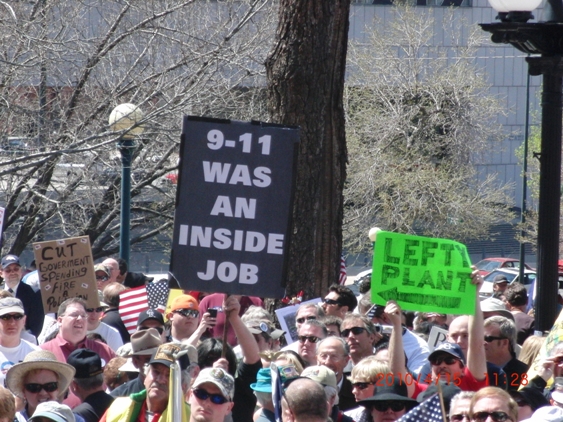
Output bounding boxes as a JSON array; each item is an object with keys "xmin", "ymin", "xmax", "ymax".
[
  {"xmin": 86, "ymin": 307, "xmax": 105, "ymax": 313},
  {"xmin": 95, "ymin": 275, "xmax": 109, "ymax": 281},
  {"xmin": 174, "ymin": 309, "xmax": 200, "ymax": 318},
  {"xmin": 429, "ymin": 355, "xmax": 459, "ymax": 366},
  {"xmin": 24, "ymin": 382, "xmax": 58, "ymax": 393},
  {"xmin": 139, "ymin": 326, "xmax": 164, "ymax": 335},
  {"xmin": 0, "ymin": 314, "xmax": 24, "ymax": 321},
  {"xmin": 484, "ymin": 335, "xmax": 507, "ymax": 343},
  {"xmin": 323, "ymin": 298, "xmax": 341, "ymax": 306},
  {"xmin": 471, "ymin": 411, "xmax": 512, "ymax": 422},
  {"xmin": 192, "ymin": 388, "xmax": 229, "ymax": 405},
  {"xmin": 296, "ymin": 315, "xmax": 316, "ymax": 324},
  {"xmin": 298, "ymin": 335, "xmax": 319, "ymax": 344},
  {"xmin": 450, "ymin": 414, "xmax": 470, "ymax": 421},
  {"xmin": 341, "ymin": 327, "xmax": 366, "ymax": 337},
  {"xmin": 372, "ymin": 402, "xmax": 407, "ymax": 412},
  {"xmin": 351, "ymin": 381, "xmax": 375, "ymax": 390},
  {"xmin": 3, "ymin": 267, "xmax": 20, "ymax": 274}
]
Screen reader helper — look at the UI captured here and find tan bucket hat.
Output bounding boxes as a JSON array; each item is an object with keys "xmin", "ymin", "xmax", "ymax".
[
  {"xmin": 6, "ymin": 350, "xmax": 75, "ymax": 397},
  {"xmin": 124, "ymin": 328, "xmax": 162, "ymax": 357}
]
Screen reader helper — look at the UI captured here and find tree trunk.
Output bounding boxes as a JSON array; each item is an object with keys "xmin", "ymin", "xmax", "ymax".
[{"xmin": 266, "ymin": 0, "xmax": 350, "ymax": 298}]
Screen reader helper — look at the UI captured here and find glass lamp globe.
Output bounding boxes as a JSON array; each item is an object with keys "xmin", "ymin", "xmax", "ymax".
[
  {"xmin": 488, "ymin": 0, "xmax": 542, "ymax": 12},
  {"xmin": 109, "ymin": 103, "xmax": 145, "ymax": 138}
]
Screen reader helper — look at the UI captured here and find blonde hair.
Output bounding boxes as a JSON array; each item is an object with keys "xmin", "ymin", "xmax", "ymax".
[
  {"xmin": 0, "ymin": 386, "xmax": 15, "ymax": 420},
  {"xmin": 351, "ymin": 355, "xmax": 390, "ymax": 382},
  {"xmin": 273, "ymin": 351, "xmax": 305, "ymax": 374},
  {"xmin": 519, "ymin": 335, "xmax": 545, "ymax": 367}
]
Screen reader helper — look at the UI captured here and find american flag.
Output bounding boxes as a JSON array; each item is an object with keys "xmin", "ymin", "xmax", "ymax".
[
  {"xmin": 271, "ymin": 363, "xmax": 284, "ymax": 422},
  {"xmin": 147, "ymin": 280, "xmax": 169, "ymax": 311},
  {"xmin": 119, "ymin": 285, "xmax": 149, "ymax": 334},
  {"xmin": 397, "ymin": 394, "xmax": 445, "ymax": 422},
  {"xmin": 339, "ymin": 254, "xmax": 347, "ymax": 285}
]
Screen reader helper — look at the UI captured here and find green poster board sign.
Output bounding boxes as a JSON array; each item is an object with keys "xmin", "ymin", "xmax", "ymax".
[{"xmin": 371, "ymin": 231, "xmax": 475, "ymax": 315}]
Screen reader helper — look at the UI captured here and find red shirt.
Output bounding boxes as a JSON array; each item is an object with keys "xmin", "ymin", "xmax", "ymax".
[
  {"xmin": 199, "ymin": 293, "xmax": 264, "ymax": 346},
  {"xmin": 40, "ymin": 333, "xmax": 116, "ymax": 363}
]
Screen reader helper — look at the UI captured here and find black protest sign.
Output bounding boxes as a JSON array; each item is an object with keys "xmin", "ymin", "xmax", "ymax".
[
  {"xmin": 33, "ymin": 236, "xmax": 100, "ymax": 313},
  {"xmin": 170, "ymin": 117, "xmax": 299, "ymax": 298}
]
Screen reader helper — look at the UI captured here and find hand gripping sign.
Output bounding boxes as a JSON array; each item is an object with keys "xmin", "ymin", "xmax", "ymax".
[
  {"xmin": 170, "ymin": 116, "xmax": 299, "ymax": 298},
  {"xmin": 371, "ymin": 231, "xmax": 476, "ymax": 315}
]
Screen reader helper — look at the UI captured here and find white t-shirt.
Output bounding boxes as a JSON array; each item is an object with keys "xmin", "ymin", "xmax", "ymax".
[
  {"xmin": 88, "ymin": 321, "xmax": 123, "ymax": 353},
  {"xmin": 0, "ymin": 340, "xmax": 40, "ymax": 385}
]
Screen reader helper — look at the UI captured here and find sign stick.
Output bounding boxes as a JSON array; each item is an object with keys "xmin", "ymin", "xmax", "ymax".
[{"xmin": 221, "ymin": 293, "xmax": 230, "ymax": 358}]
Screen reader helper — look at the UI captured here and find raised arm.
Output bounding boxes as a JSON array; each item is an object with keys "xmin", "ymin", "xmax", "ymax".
[
  {"xmin": 386, "ymin": 300, "xmax": 416, "ymax": 397},
  {"xmin": 467, "ymin": 268, "xmax": 487, "ymax": 381},
  {"xmin": 224, "ymin": 295, "xmax": 260, "ymax": 364}
]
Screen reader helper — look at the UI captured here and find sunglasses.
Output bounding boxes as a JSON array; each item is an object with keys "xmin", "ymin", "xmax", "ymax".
[
  {"xmin": 471, "ymin": 411, "xmax": 512, "ymax": 422},
  {"xmin": 86, "ymin": 307, "xmax": 105, "ymax": 313},
  {"xmin": 96, "ymin": 275, "xmax": 109, "ymax": 281},
  {"xmin": 351, "ymin": 381, "xmax": 375, "ymax": 390},
  {"xmin": 484, "ymin": 335, "xmax": 507, "ymax": 343},
  {"xmin": 192, "ymin": 388, "xmax": 229, "ymax": 405},
  {"xmin": 429, "ymin": 355, "xmax": 459, "ymax": 366},
  {"xmin": 24, "ymin": 382, "xmax": 58, "ymax": 393},
  {"xmin": 298, "ymin": 335, "xmax": 319, "ymax": 344},
  {"xmin": 341, "ymin": 327, "xmax": 366, "ymax": 337},
  {"xmin": 139, "ymin": 326, "xmax": 164, "ymax": 335},
  {"xmin": 0, "ymin": 314, "xmax": 24, "ymax": 321},
  {"xmin": 296, "ymin": 315, "xmax": 316, "ymax": 324},
  {"xmin": 372, "ymin": 402, "xmax": 407, "ymax": 412},
  {"xmin": 174, "ymin": 309, "xmax": 200, "ymax": 318},
  {"xmin": 323, "ymin": 298, "xmax": 341, "ymax": 306},
  {"xmin": 450, "ymin": 414, "xmax": 469, "ymax": 422}
]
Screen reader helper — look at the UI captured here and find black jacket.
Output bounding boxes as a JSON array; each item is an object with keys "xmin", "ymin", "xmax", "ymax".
[{"xmin": 16, "ymin": 282, "xmax": 44, "ymax": 337}]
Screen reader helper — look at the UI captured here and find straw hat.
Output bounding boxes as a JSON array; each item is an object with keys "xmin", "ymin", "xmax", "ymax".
[{"xmin": 6, "ymin": 350, "xmax": 75, "ymax": 397}]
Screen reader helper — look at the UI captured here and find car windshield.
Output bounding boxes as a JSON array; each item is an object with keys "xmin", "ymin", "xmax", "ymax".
[{"xmin": 476, "ymin": 260, "xmax": 502, "ymax": 271}]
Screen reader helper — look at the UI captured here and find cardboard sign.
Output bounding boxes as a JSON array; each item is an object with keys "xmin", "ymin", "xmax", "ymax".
[
  {"xmin": 33, "ymin": 236, "xmax": 99, "ymax": 313},
  {"xmin": 427, "ymin": 325, "xmax": 449, "ymax": 352},
  {"xmin": 170, "ymin": 117, "xmax": 299, "ymax": 298},
  {"xmin": 371, "ymin": 231, "xmax": 475, "ymax": 315}
]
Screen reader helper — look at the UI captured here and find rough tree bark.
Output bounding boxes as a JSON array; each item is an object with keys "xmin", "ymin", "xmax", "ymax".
[{"xmin": 266, "ymin": 0, "xmax": 350, "ymax": 298}]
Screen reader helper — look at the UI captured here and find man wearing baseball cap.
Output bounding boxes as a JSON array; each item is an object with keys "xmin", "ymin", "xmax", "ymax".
[
  {"xmin": 189, "ymin": 367, "xmax": 235, "ymax": 422},
  {"xmin": 0, "ymin": 297, "xmax": 39, "ymax": 386},
  {"xmin": 302, "ymin": 365, "xmax": 353, "ymax": 422},
  {"xmin": 137, "ymin": 309, "xmax": 166, "ymax": 342},
  {"xmin": 68, "ymin": 348, "xmax": 114, "ymax": 422},
  {"xmin": 167, "ymin": 294, "xmax": 201, "ymax": 343},
  {"xmin": 102, "ymin": 343, "xmax": 191, "ymax": 422},
  {"xmin": 0, "ymin": 254, "xmax": 44, "ymax": 337},
  {"xmin": 110, "ymin": 328, "xmax": 162, "ymax": 398}
]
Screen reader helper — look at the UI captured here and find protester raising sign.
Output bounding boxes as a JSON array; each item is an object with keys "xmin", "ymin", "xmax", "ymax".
[
  {"xmin": 33, "ymin": 236, "xmax": 100, "ymax": 313},
  {"xmin": 170, "ymin": 117, "xmax": 299, "ymax": 298},
  {"xmin": 371, "ymin": 231, "xmax": 475, "ymax": 315}
]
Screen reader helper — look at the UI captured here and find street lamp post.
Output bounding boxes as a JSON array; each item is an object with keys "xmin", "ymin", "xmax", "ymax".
[
  {"xmin": 108, "ymin": 103, "xmax": 144, "ymax": 266},
  {"xmin": 481, "ymin": 0, "xmax": 563, "ymax": 332}
]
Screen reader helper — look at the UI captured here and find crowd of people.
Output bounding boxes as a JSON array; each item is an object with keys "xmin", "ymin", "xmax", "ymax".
[{"xmin": 0, "ymin": 252, "xmax": 561, "ymax": 422}]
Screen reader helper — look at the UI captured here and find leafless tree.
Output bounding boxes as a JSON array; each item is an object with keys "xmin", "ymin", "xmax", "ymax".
[
  {"xmin": 343, "ymin": 3, "xmax": 514, "ymax": 255},
  {"xmin": 0, "ymin": 0, "xmax": 275, "ymax": 260}
]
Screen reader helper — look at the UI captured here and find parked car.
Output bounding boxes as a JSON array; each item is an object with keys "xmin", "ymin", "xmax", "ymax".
[
  {"xmin": 479, "ymin": 268, "xmax": 536, "ymax": 298},
  {"xmin": 475, "ymin": 257, "xmax": 534, "ymax": 277}
]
